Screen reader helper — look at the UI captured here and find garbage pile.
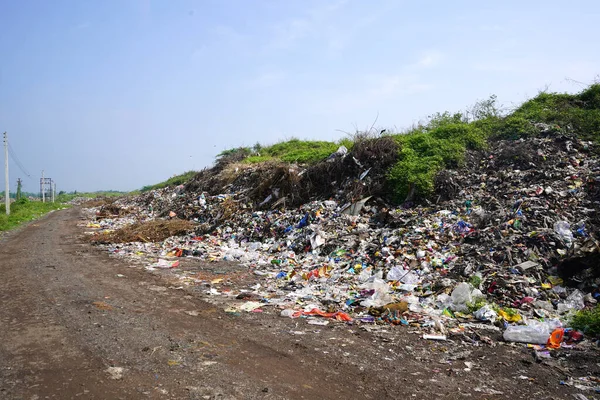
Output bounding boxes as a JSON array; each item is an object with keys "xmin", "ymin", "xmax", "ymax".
[
  {"xmin": 182, "ymin": 135, "xmax": 400, "ymax": 210},
  {"xmin": 84, "ymin": 130, "xmax": 600, "ymax": 349}
]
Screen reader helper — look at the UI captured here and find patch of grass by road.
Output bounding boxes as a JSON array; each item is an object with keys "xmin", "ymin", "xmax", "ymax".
[{"xmin": 0, "ymin": 198, "xmax": 67, "ymax": 232}]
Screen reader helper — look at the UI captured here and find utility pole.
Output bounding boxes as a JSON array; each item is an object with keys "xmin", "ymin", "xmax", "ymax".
[
  {"xmin": 16, "ymin": 178, "xmax": 22, "ymax": 201},
  {"xmin": 4, "ymin": 132, "xmax": 9, "ymax": 215},
  {"xmin": 52, "ymin": 181, "xmax": 55, "ymax": 203},
  {"xmin": 41, "ymin": 170, "xmax": 45, "ymax": 202}
]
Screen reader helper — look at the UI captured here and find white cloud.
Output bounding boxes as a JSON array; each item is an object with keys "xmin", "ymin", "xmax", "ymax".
[
  {"xmin": 189, "ymin": 25, "xmax": 249, "ymax": 63},
  {"xmin": 472, "ymin": 60, "xmax": 520, "ymax": 73},
  {"xmin": 366, "ymin": 74, "xmax": 432, "ymax": 98},
  {"xmin": 211, "ymin": 25, "xmax": 247, "ymax": 46},
  {"xmin": 270, "ymin": 18, "xmax": 312, "ymax": 50},
  {"xmin": 479, "ymin": 24, "xmax": 505, "ymax": 32},
  {"xmin": 312, "ymin": 71, "xmax": 433, "ymax": 115},
  {"xmin": 246, "ymin": 70, "xmax": 286, "ymax": 89},
  {"xmin": 265, "ymin": 0, "xmax": 349, "ymax": 51},
  {"xmin": 313, "ymin": 50, "xmax": 444, "ymax": 113},
  {"xmin": 414, "ymin": 51, "xmax": 443, "ymax": 68}
]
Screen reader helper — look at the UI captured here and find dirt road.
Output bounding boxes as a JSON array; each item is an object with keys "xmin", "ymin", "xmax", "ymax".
[{"xmin": 1, "ymin": 208, "xmax": 598, "ymax": 399}]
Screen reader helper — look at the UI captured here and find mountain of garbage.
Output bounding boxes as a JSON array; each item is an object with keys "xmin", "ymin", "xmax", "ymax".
[{"xmin": 83, "ymin": 84, "xmax": 600, "ymax": 349}]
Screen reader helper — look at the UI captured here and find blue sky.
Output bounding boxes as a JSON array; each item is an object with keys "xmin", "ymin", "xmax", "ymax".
[{"xmin": 1, "ymin": 0, "xmax": 599, "ymax": 192}]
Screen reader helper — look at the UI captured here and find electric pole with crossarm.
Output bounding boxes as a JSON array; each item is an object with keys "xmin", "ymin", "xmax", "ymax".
[{"xmin": 4, "ymin": 132, "xmax": 10, "ymax": 215}]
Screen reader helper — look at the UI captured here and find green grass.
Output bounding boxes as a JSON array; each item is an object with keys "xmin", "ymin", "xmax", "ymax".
[
  {"xmin": 214, "ymin": 138, "xmax": 353, "ymax": 165},
  {"xmin": 244, "ymin": 138, "xmax": 353, "ymax": 164},
  {"xmin": 498, "ymin": 84, "xmax": 600, "ymax": 140},
  {"xmin": 55, "ymin": 191, "xmax": 126, "ymax": 203},
  {"xmin": 570, "ymin": 305, "xmax": 600, "ymax": 337},
  {"xmin": 140, "ymin": 171, "xmax": 198, "ymax": 192},
  {"xmin": 387, "ymin": 113, "xmax": 488, "ymax": 201},
  {"xmin": 0, "ymin": 198, "xmax": 67, "ymax": 232}
]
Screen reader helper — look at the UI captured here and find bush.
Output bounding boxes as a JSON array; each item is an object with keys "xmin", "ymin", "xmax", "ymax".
[
  {"xmin": 498, "ymin": 84, "xmax": 600, "ymax": 140},
  {"xmin": 570, "ymin": 305, "xmax": 600, "ymax": 337},
  {"xmin": 497, "ymin": 115, "xmax": 537, "ymax": 139},
  {"xmin": 578, "ymin": 83, "xmax": 600, "ymax": 109},
  {"xmin": 387, "ymin": 119, "xmax": 488, "ymax": 202}
]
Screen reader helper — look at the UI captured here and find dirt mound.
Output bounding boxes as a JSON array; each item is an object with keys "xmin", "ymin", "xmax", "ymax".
[
  {"xmin": 183, "ymin": 136, "xmax": 399, "ymax": 209},
  {"xmin": 88, "ymin": 219, "xmax": 195, "ymax": 243},
  {"xmin": 95, "ymin": 204, "xmax": 130, "ymax": 220}
]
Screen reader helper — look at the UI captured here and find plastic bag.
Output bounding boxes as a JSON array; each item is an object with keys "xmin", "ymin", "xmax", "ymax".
[
  {"xmin": 386, "ymin": 266, "xmax": 405, "ymax": 281},
  {"xmin": 557, "ymin": 289, "xmax": 585, "ymax": 313},
  {"xmin": 503, "ymin": 319, "xmax": 562, "ymax": 344},
  {"xmin": 474, "ymin": 305, "xmax": 497, "ymax": 323},
  {"xmin": 553, "ymin": 220, "xmax": 573, "ymax": 247},
  {"xmin": 450, "ymin": 282, "xmax": 472, "ymax": 311}
]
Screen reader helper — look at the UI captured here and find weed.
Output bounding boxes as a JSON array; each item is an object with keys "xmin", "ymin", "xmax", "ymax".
[
  {"xmin": 500, "ymin": 84, "xmax": 600, "ymax": 140},
  {"xmin": 387, "ymin": 120, "xmax": 486, "ymax": 202},
  {"xmin": 245, "ymin": 139, "xmax": 346, "ymax": 164},
  {"xmin": 140, "ymin": 171, "xmax": 198, "ymax": 192},
  {"xmin": 470, "ymin": 274, "xmax": 482, "ymax": 288},
  {"xmin": 570, "ymin": 305, "xmax": 600, "ymax": 337},
  {"xmin": 0, "ymin": 199, "xmax": 67, "ymax": 231},
  {"xmin": 56, "ymin": 191, "xmax": 125, "ymax": 203},
  {"xmin": 215, "ymin": 147, "xmax": 252, "ymax": 169},
  {"xmin": 467, "ymin": 298, "xmax": 487, "ymax": 313}
]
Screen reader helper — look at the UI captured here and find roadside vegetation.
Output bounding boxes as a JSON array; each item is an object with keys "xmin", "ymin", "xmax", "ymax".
[
  {"xmin": 0, "ymin": 191, "xmax": 128, "ymax": 232},
  {"xmin": 0, "ymin": 198, "xmax": 66, "ymax": 232}
]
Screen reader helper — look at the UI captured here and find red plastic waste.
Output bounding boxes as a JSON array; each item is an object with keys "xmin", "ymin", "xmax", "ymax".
[
  {"xmin": 547, "ymin": 328, "xmax": 564, "ymax": 349},
  {"xmin": 292, "ymin": 308, "xmax": 353, "ymax": 322}
]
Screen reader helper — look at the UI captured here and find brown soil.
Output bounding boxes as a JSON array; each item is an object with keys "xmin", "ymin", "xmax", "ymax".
[
  {"xmin": 0, "ymin": 207, "xmax": 598, "ymax": 400},
  {"xmin": 88, "ymin": 219, "xmax": 195, "ymax": 243}
]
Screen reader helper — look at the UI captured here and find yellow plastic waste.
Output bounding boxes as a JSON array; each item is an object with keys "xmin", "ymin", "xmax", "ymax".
[{"xmin": 498, "ymin": 308, "xmax": 522, "ymax": 322}]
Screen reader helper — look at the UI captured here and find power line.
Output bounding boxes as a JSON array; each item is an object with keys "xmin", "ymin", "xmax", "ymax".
[
  {"xmin": 7, "ymin": 141, "xmax": 31, "ymax": 178},
  {"xmin": 7, "ymin": 140, "xmax": 32, "ymax": 179}
]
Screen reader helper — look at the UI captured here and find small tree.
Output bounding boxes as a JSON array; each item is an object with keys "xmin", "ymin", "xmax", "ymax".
[
  {"xmin": 16, "ymin": 180, "xmax": 22, "ymax": 201},
  {"xmin": 468, "ymin": 95, "xmax": 502, "ymax": 121}
]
